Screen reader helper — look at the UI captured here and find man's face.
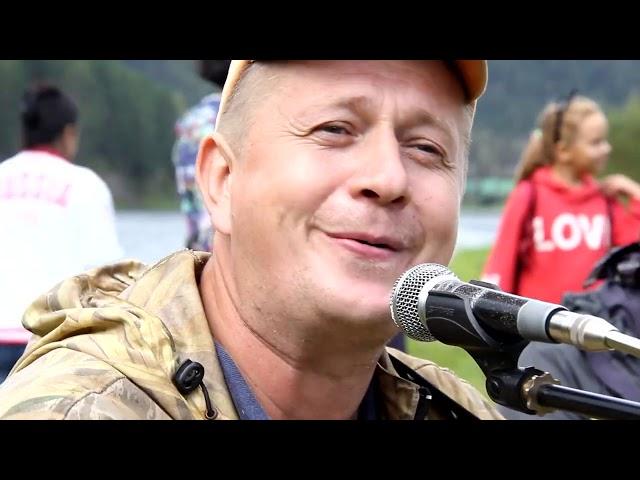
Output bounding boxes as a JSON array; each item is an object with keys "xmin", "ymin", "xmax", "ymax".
[{"xmin": 224, "ymin": 61, "xmax": 468, "ymax": 335}]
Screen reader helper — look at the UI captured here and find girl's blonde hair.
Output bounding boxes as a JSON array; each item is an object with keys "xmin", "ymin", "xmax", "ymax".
[{"xmin": 513, "ymin": 94, "xmax": 603, "ymax": 182}]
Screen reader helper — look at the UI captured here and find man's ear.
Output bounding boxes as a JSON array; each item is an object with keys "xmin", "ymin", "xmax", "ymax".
[{"xmin": 195, "ymin": 132, "xmax": 235, "ymax": 235}]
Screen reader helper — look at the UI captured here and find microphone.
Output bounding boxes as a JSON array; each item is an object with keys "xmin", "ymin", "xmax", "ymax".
[{"xmin": 390, "ymin": 263, "xmax": 625, "ymax": 353}]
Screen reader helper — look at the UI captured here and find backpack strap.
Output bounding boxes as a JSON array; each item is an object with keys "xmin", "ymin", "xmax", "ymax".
[
  {"xmin": 515, "ymin": 179, "xmax": 537, "ymax": 293},
  {"xmin": 604, "ymin": 193, "xmax": 615, "ymax": 248}
]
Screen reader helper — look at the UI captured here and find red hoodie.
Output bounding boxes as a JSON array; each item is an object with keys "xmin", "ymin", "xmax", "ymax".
[{"xmin": 482, "ymin": 166, "xmax": 640, "ymax": 304}]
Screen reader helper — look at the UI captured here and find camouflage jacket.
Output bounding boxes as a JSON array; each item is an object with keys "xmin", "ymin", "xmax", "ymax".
[{"xmin": 0, "ymin": 251, "xmax": 502, "ymax": 420}]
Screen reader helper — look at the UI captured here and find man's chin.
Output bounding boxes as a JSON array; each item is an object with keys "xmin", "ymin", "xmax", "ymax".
[{"xmin": 324, "ymin": 284, "xmax": 394, "ymax": 320}]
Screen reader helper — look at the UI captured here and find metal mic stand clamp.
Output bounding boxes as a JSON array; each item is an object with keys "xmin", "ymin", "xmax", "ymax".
[{"xmin": 466, "ymin": 345, "xmax": 552, "ymax": 416}]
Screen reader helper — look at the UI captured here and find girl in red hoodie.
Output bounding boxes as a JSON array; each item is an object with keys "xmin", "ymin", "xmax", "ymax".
[{"xmin": 482, "ymin": 94, "xmax": 640, "ymax": 304}]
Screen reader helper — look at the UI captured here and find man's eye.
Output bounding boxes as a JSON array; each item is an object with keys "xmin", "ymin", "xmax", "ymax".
[
  {"xmin": 404, "ymin": 141, "xmax": 453, "ymax": 170},
  {"xmin": 413, "ymin": 144, "xmax": 441, "ymax": 155},
  {"xmin": 320, "ymin": 124, "xmax": 350, "ymax": 135}
]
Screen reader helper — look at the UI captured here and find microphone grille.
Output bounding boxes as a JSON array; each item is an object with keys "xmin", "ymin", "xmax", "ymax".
[{"xmin": 390, "ymin": 263, "xmax": 455, "ymax": 342}]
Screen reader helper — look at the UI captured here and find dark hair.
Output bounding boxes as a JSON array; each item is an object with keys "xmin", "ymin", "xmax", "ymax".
[
  {"xmin": 198, "ymin": 60, "xmax": 231, "ymax": 88},
  {"xmin": 21, "ymin": 84, "xmax": 78, "ymax": 149}
]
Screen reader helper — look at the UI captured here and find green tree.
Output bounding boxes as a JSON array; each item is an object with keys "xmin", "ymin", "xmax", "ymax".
[{"xmin": 608, "ymin": 94, "xmax": 640, "ymax": 181}]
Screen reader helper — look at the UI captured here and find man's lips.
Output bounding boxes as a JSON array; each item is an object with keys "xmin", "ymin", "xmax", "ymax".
[{"xmin": 324, "ymin": 232, "xmax": 407, "ymax": 259}]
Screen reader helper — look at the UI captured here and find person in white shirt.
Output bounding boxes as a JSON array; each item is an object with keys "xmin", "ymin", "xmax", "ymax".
[{"xmin": 0, "ymin": 84, "xmax": 123, "ymax": 380}]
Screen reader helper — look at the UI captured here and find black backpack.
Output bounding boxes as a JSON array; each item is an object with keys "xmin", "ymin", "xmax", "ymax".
[{"xmin": 562, "ymin": 242, "xmax": 640, "ymax": 400}]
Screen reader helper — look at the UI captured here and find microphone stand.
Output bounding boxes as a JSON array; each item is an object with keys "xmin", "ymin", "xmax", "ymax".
[
  {"xmin": 469, "ymin": 347, "xmax": 640, "ymax": 420},
  {"xmin": 421, "ymin": 284, "xmax": 640, "ymax": 419}
]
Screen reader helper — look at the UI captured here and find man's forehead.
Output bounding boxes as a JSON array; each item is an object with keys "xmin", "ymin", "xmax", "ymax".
[{"xmin": 266, "ymin": 61, "xmax": 465, "ymax": 118}]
